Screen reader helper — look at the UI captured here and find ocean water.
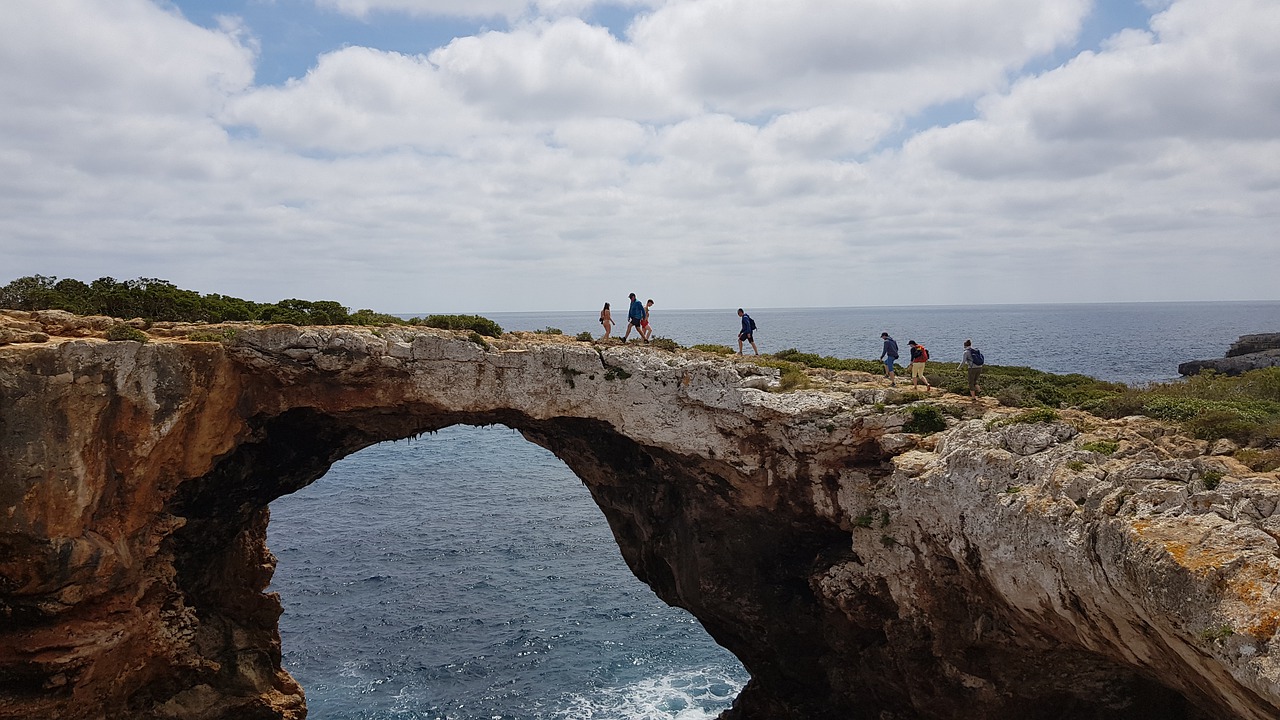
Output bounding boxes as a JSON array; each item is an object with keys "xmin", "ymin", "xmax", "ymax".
[{"xmin": 268, "ymin": 302, "xmax": 1280, "ymax": 719}]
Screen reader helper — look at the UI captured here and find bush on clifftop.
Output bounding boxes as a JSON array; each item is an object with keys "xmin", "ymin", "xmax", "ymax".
[{"xmin": 0, "ymin": 275, "xmax": 503, "ymax": 335}]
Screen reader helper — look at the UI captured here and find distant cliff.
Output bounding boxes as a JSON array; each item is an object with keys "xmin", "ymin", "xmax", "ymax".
[
  {"xmin": 1179, "ymin": 333, "xmax": 1280, "ymax": 376},
  {"xmin": 3, "ymin": 311, "xmax": 1280, "ymax": 720}
]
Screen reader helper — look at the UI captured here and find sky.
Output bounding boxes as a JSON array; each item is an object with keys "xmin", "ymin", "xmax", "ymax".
[{"xmin": 1, "ymin": 0, "xmax": 1277, "ymax": 313}]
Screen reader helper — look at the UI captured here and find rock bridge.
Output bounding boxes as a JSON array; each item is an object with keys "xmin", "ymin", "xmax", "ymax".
[{"xmin": 2, "ymin": 316, "xmax": 1280, "ymax": 720}]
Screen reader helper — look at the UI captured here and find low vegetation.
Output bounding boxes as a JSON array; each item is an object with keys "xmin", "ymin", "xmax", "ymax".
[
  {"xmin": 104, "ymin": 324, "xmax": 148, "ymax": 343},
  {"xmin": 7, "ymin": 275, "xmax": 1279, "ymax": 472},
  {"xmin": 0, "ymin": 275, "xmax": 505, "ymax": 336},
  {"xmin": 903, "ymin": 404, "xmax": 948, "ymax": 434}
]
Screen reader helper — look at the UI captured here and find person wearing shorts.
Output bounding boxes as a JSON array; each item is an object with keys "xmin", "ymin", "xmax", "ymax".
[
  {"xmin": 907, "ymin": 340, "xmax": 931, "ymax": 391},
  {"xmin": 640, "ymin": 299, "xmax": 654, "ymax": 342},
  {"xmin": 737, "ymin": 308, "xmax": 758, "ymax": 355},
  {"xmin": 623, "ymin": 293, "xmax": 645, "ymax": 341}
]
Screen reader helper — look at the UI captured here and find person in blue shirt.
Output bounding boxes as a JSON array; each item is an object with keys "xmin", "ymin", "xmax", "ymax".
[
  {"xmin": 737, "ymin": 308, "xmax": 758, "ymax": 355},
  {"xmin": 622, "ymin": 293, "xmax": 646, "ymax": 341},
  {"xmin": 879, "ymin": 332, "xmax": 899, "ymax": 386}
]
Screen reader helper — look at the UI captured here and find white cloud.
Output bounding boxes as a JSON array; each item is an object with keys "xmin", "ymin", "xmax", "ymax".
[
  {"xmin": 909, "ymin": 0, "xmax": 1280, "ymax": 178},
  {"xmin": 1, "ymin": 0, "xmax": 1278, "ymax": 312},
  {"xmin": 0, "ymin": 0, "xmax": 254, "ymax": 115},
  {"xmin": 314, "ymin": 0, "xmax": 662, "ymax": 21},
  {"xmin": 627, "ymin": 0, "xmax": 1091, "ymax": 116},
  {"xmin": 428, "ymin": 17, "xmax": 690, "ymax": 122},
  {"xmin": 223, "ymin": 47, "xmax": 495, "ymax": 153}
]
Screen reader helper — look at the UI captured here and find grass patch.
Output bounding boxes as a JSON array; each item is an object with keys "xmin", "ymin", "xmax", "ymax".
[
  {"xmin": 533, "ymin": 326, "xmax": 563, "ymax": 335},
  {"xmin": 1066, "ymin": 460, "xmax": 1087, "ymax": 472},
  {"xmin": 1081, "ymin": 440, "xmax": 1119, "ymax": 455},
  {"xmin": 777, "ymin": 366, "xmax": 811, "ymax": 391},
  {"xmin": 1083, "ymin": 368, "xmax": 1280, "ymax": 448},
  {"xmin": 649, "ymin": 337, "xmax": 681, "ymax": 352},
  {"xmin": 467, "ymin": 331, "xmax": 490, "ymax": 350},
  {"xmin": 186, "ymin": 327, "xmax": 239, "ymax": 343},
  {"xmin": 691, "ymin": 343, "xmax": 736, "ymax": 355},
  {"xmin": 903, "ymin": 404, "xmax": 947, "ymax": 435},
  {"xmin": 105, "ymin": 324, "xmax": 148, "ymax": 343}
]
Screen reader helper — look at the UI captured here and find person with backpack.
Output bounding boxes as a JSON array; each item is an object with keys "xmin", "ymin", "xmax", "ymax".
[
  {"xmin": 879, "ymin": 332, "xmax": 899, "ymax": 386},
  {"xmin": 907, "ymin": 340, "xmax": 932, "ymax": 392},
  {"xmin": 737, "ymin": 308, "xmax": 758, "ymax": 355},
  {"xmin": 959, "ymin": 339, "xmax": 985, "ymax": 398}
]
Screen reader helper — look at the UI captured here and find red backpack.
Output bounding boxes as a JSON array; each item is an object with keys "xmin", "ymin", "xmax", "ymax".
[{"xmin": 916, "ymin": 344, "xmax": 929, "ymax": 362}]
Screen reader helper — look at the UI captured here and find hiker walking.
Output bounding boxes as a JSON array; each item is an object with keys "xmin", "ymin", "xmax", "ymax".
[
  {"xmin": 623, "ymin": 293, "xmax": 645, "ymax": 341},
  {"xmin": 737, "ymin": 309, "xmax": 758, "ymax": 355},
  {"xmin": 879, "ymin": 332, "xmax": 899, "ymax": 386},
  {"xmin": 640, "ymin": 299, "xmax": 654, "ymax": 342},
  {"xmin": 959, "ymin": 339, "xmax": 985, "ymax": 398},
  {"xmin": 907, "ymin": 340, "xmax": 932, "ymax": 391}
]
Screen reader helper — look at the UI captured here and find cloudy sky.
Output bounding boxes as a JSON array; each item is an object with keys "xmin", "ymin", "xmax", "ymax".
[{"xmin": 1, "ymin": 0, "xmax": 1277, "ymax": 312}]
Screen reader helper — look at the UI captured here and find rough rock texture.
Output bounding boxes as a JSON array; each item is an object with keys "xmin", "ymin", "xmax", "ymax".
[
  {"xmin": 1179, "ymin": 333, "xmax": 1280, "ymax": 376},
  {"xmin": 3, "ymin": 318, "xmax": 1280, "ymax": 720}
]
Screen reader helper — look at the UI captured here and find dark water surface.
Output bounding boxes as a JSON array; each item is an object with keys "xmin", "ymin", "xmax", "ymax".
[{"xmin": 269, "ymin": 302, "xmax": 1280, "ymax": 719}]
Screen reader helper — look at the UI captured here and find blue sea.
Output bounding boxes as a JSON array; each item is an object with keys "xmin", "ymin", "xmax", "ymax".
[{"xmin": 268, "ymin": 302, "xmax": 1280, "ymax": 719}]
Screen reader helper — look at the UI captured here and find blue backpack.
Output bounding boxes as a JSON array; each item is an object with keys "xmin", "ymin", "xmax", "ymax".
[{"xmin": 970, "ymin": 348, "xmax": 985, "ymax": 366}]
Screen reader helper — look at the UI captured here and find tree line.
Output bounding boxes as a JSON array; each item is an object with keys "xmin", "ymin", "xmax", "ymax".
[{"xmin": 0, "ymin": 275, "xmax": 502, "ymax": 335}]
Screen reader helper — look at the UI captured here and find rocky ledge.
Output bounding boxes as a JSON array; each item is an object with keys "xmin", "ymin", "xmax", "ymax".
[
  {"xmin": 1179, "ymin": 333, "xmax": 1280, "ymax": 376},
  {"xmin": 2, "ymin": 311, "xmax": 1280, "ymax": 720}
]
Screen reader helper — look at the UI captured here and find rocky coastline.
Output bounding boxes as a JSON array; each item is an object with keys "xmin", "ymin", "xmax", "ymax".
[
  {"xmin": 2, "ymin": 310, "xmax": 1280, "ymax": 720},
  {"xmin": 1179, "ymin": 333, "xmax": 1280, "ymax": 376}
]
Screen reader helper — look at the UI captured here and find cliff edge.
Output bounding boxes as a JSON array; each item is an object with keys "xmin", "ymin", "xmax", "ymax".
[{"xmin": 2, "ymin": 312, "xmax": 1279, "ymax": 719}]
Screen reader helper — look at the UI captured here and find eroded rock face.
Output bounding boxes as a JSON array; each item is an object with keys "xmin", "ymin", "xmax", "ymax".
[{"xmin": 2, "ymin": 319, "xmax": 1280, "ymax": 720}]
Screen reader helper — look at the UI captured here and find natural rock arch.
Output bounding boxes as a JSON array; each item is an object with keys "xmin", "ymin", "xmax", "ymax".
[{"xmin": 2, "ymin": 319, "xmax": 1280, "ymax": 720}]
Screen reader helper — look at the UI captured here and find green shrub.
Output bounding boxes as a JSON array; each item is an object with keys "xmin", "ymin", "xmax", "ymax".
[
  {"xmin": 1066, "ymin": 460, "xmax": 1087, "ymax": 472},
  {"xmin": 692, "ymin": 343, "xmax": 736, "ymax": 355},
  {"xmin": 1184, "ymin": 409, "xmax": 1257, "ymax": 444},
  {"xmin": 467, "ymin": 331, "xmax": 490, "ymax": 350},
  {"xmin": 649, "ymin": 337, "xmax": 681, "ymax": 352},
  {"xmin": 1201, "ymin": 470, "xmax": 1224, "ymax": 491},
  {"xmin": 421, "ymin": 314, "xmax": 503, "ymax": 337},
  {"xmin": 903, "ymin": 404, "xmax": 947, "ymax": 435},
  {"xmin": 771, "ymin": 348, "xmax": 884, "ymax": 374},
  {"xmin": 777, "ymin": 366, "xmax": 811, "ymax": 391},
  {"xmin": 995, "ymin": 384, "xmax": 1035, "ymax": 408},
  {"xmin": 533, "ymin": 326, "xmax": 563, "ymax": 335},
  {"xmin": 186, "ymin": 328, "xmax": 239, "ymax": 343},
  {"xmin": 1081, "ymin": 440, "xmax": 1119, "ymax": 455},
  {"xmin": 575, "ymin": 331, "xmax": 594, "ymax": 342},
  {"xmin": 105, "ymin": 324, "xmax": 148, "ymax": 343}
]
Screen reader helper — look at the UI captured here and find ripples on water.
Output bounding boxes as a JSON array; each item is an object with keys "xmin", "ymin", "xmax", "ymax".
[
  {"xmin": 269, "ymin": 427, "xmax": 745, "ymax": 720},
  {"xmin": 270, "ymin": 303, "xmax": 1280, "ymax": 718}
]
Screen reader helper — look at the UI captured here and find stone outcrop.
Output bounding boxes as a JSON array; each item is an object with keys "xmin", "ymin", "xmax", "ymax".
[
  {"xmin": 1179, "ymin": 333, "xmax": 1280, "ymax": 376},
  {"xmin": 3, "ymin": 312, "xmax": 1280, "ymax": 720}
]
